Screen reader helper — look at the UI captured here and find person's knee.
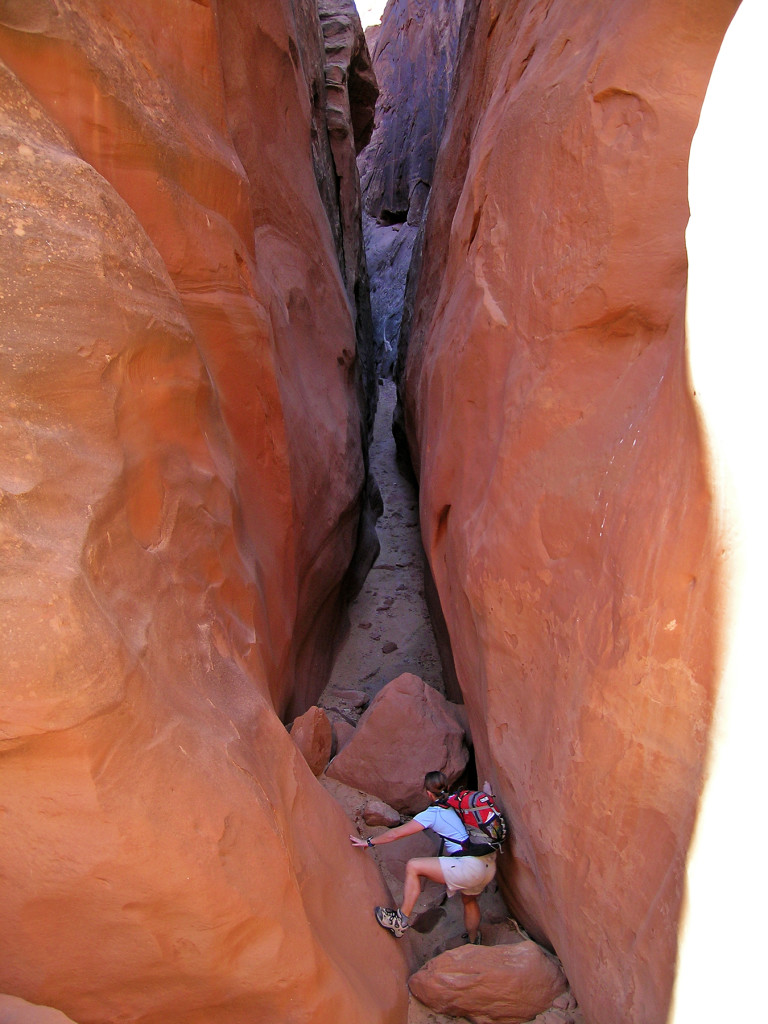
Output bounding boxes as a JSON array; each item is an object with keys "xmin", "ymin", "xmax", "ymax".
[
  {"xmin": 405, "ymin": 857, "xmax": 445, "ymax": 886},
  {"xmin": 405, "ymin": 859, "xmax": 420, "ymax": 880}
]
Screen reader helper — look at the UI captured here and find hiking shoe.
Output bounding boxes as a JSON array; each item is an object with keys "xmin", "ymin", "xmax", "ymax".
[
  {"xmin": 462, "ymin": 931, "xmax": 482, "ymax": 945},
  {"xmin": 375, "ymin": 906, "xmax": 409, "ymax": 937}
]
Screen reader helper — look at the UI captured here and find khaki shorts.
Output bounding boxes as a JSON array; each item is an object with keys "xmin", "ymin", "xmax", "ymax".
[{"xmin": 439, "ymin": 852, "xmax": 497, "ymax": 896}]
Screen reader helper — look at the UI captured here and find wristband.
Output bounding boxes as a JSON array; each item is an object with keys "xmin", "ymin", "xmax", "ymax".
[{"xmin": 367, "ymin": 837, "xmax": 374, "ymax": 848}]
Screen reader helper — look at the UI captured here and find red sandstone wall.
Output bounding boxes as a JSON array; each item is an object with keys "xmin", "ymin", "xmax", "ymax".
[
  {"xmin": 400, "ymin": 1, "xmax": 739, "ymax": 1021},
  {"xmin": 0, "ymin": 2, "xmax": 406, "ymax": 1021}
]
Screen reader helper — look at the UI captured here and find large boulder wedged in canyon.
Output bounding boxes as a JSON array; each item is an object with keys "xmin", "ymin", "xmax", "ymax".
[
  {"xmin": 0, "ymin": 4, "xmax": 406, "ymax": 1023},
  {"xmin": 358, "ymin": 0, "xmax": 466, "ymax": 375},
  {"xmin": 325, "ymin": 672, "xmax": 468, "ymax": 812},
  {"xmin": 398, "ymin": 1, "xmax": 740, "ymax": 1022},
  {"xmin": 408, "ymin": 941, "xmax": 567, "ymax": 1024}
]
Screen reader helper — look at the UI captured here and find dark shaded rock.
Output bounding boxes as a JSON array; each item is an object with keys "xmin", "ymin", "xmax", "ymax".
[
  {"xmin": 358, "ymin": 0, "xmax": 466, "ymax": 376},
  {"xmin": 359, "ymin": 0, "xmax": 465, "ymax": 225}
]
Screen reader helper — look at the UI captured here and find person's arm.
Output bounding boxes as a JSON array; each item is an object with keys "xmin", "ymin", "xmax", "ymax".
[{"xmin": 349, "ymin": 818, "xmax": 424, "ymax": 849}]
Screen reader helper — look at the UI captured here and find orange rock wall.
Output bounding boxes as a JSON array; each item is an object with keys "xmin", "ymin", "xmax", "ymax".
[
  {"xmin": 0, "ymin": 2, "xmax": 406, "ymax": 1022},
  {"xmin": 400, "ymin": 1, "xmax": 739, "ymax": 1021}
]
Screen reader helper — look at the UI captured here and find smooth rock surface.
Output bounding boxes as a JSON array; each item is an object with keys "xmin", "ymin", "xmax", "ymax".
[
  {"xmin": 0, "ymin": 3, "xmax": 407, "ymax": 1022},
  {"xmin": 399, "ymin": 1, "xmax": 740, "ymax": 1022},
  {"xmin": 408, "ymin": 941, "xmax": 567, "ymax": 1024},
  {"xmin": 326, "ymin": 673, "xmax": 468, "ymax": 812}
]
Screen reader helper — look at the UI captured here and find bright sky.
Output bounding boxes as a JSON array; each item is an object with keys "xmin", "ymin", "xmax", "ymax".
[{"xmin": 356, "ymin": 0, "xmax": 388, "ymax": 28}]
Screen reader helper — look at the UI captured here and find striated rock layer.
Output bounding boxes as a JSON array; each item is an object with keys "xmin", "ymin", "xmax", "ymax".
[
  {"xmin": 399, "ymin": 1, "xmax": 739, "ymax": 1022},
  {"xmin": 0, "ymin": 2, "xmax": 407, "ymax": 1023}
]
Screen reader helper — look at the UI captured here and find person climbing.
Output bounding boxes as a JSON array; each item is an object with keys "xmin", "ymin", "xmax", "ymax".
[{"xmin": 349, "ymin": 770, "xmax": 497, "ymax": 943}]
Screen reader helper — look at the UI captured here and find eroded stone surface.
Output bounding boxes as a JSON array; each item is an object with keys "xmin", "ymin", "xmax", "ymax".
[
  {"xmin": 399, "ymin": 1, "xmax": 740, "ymax": 1022},
  {"xmin": 0, "ymin": 3, "xmax": 407, "ymax": 1022}
]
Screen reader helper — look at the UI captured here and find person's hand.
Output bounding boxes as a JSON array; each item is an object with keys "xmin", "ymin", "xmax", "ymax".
[{"xmin": 349, "ymin": 834, "xmax": 369, "ymax": 848}]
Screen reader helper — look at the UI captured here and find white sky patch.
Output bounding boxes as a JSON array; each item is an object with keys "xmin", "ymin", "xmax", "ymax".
[{"xmin": 355, "ymin": 0, "xmax": 388, "ymax": 28}]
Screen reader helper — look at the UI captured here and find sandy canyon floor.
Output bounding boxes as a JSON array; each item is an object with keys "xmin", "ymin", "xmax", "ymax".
[{"xmin": 325, "ymin": 380, "xmax": 444, "ymax": 699}]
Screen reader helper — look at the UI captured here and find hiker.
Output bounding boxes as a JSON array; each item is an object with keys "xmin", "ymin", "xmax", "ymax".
[{"xmin": 349, "ymin": 770, "xmax": 497, "ymax": 943}]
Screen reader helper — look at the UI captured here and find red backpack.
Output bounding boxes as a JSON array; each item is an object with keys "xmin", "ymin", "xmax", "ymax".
[{"xmin": 445, "ymin": 789, "xmax": 508, "ymax": 850}]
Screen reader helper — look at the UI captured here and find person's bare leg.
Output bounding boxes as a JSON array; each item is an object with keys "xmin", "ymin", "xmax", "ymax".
[
  {"xmin": 461, "ymin": 894, "xmax": 481, "ymax": 942},
  {"xmin": 401, "ymin": 857, "xmax": 446, "ymax": 917}
]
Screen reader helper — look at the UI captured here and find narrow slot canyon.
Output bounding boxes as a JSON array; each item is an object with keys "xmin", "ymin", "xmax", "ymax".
[{"xmin": 0, "ymin": 2, "xmax": 765, "ymax": 1024}]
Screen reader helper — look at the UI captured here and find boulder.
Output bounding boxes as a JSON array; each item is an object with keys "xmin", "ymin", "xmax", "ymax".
[
  {"xmin": 531, "ymin": 990, "xmax": 583, "ymax": 1024},
  {"xmin": 290, "ymin": 706, "xmax": 333, "ymax": 775},
  {"xmin": 325, "ymin": 673, "xmax": 468, "ymax": 811},
  {"xmin": 363, "ymin": 797, "xmax": 401, "ymax": 827},
  {"xmin": 329, "ymin": 714, "xmax": 357, "ymax": 756},
  {"xmin": 325, "ymin": 688, "xmax": 370, "ymax": 710},
  {"xmin": 408, "ymin": 941, "xmax": 567, "ymax": 1024}
]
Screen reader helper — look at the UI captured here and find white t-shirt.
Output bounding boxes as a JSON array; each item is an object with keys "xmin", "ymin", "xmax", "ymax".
[{"xmin": 414, "ymin": 804, "xmax": 468, "ymax": 854}]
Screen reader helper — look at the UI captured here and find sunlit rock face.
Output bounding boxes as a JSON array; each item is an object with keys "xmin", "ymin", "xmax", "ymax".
[
  {"xmin": 358, "ymin": 0, "xmax": 465, "ymax": 375},
  {"xmin": 399, "ymin": 1, "xmax": 739, "ymax": 1021},
  {"xmin": 0, "ymin": 2, "xmax": 406, "ymax": 1022}
]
